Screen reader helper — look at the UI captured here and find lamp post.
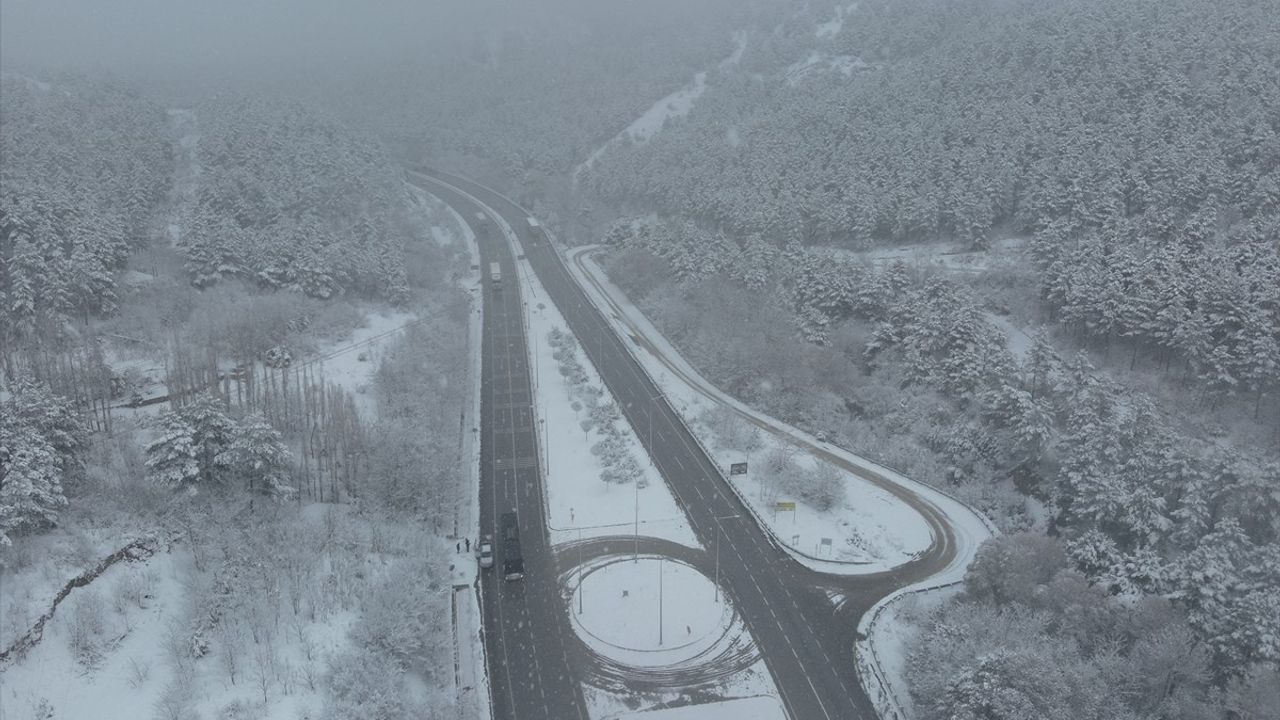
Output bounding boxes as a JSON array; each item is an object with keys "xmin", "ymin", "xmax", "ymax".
[
  {"xmin": 577, "ymin": 527, "xmax": 584, "ymax": 615},
  {"xmin": 715, "ymin": 527, "xmax": 720, "ymax": 604},
  {"xmin": 658, "ymin": 556, "xmax": 664, "ymax": 647},
  {"xmin": 711, "ymin": 514, "xmax": 738, "ymax": 605}
]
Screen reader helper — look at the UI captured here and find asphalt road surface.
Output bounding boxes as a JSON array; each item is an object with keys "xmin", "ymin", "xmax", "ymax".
[
  {"xmin": 407, "ymin": 173, "xmax": 589, "ymax": 720},
  {"xmin": 412, "ymin": 168, "xmax": 898, "ymax": 720}
]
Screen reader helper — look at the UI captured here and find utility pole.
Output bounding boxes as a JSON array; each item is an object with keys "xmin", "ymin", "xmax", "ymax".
[
  {"xmin": 577, "ymin": 527, "xmax": 584, "ymax": 615},
  {"xmin": 634, "ymin": 477, "xmax": 640, "ymax": 562}
]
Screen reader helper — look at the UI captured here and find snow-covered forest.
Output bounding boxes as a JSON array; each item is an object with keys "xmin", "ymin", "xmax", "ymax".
[
  {"xmin": 568, "ymin": 1, "xmax": 1280, "ymax": 716},
  {"xmin": 1, "ymin": 68, "xmax": 473, "ymax": 718}
]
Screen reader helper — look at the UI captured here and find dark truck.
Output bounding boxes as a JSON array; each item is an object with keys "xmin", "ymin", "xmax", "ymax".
[{"xmin": 500, "ymin": 511, "xmax": 524, "ymax": 581}]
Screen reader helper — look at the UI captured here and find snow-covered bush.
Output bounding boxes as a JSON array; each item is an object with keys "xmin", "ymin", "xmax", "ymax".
[{"xmin": 66, "ymin": 588, "xmax": 107, "ymax": 667}]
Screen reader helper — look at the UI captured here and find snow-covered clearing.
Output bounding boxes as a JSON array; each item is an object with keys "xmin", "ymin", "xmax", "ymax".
[
  {"xmin": 567, "ymin": 247, "xmax": 937, "ymax": 574},
  {"xmin": 784, "ymin": 52, "xmax": 868, "ymax": 85},
  {"xmin": 309, "ymin": 309, "xmax": 417, "ymax": 419},
  {"xmin": 984, "ymin": 311, "xmax": 1035, "ymax": 362},
  {"xmin": 817, "ymin": 236, "xmax": 1030, "ymax": 274}
]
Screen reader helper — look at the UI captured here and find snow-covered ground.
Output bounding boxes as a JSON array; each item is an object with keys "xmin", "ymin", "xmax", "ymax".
[
  {"xmin": 0, "ymin": 541, "xmax": 356, "ymax": 720},
  {"xmin": 607, "ymin": 696, "xmax": 786, "ymax": 720},
  {"xmin": 723, "ymin": 439, "xmax": 932, "ymax": 570},
  {"xmin": 570, "ymin": 556, "xmax": 731, "ymax": 668},
  {"xmin": 566, "ymin": 247, "xmax": 936, "ymax": 575},
  {"xmin": 310, "ymin": 309, "xmax": 417, "ymax": 419}
]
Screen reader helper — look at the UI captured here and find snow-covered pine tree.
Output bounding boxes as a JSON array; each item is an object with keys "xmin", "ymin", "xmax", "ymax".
[
  {"xmin": 145, "ymin": 411, "xmax": 199, "ymax": 488},
  {"xmin": 218, "ymin": 413, "xmax": 294, "ymax": 498},
  {"xmin": 0, "ymin": 414, "xmax": 66, "ymax": 546}
]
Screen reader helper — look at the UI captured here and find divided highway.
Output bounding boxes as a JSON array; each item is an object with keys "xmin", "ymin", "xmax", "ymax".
[
  {"xmin": 407, "ymin": 173, "xmax": 588, "ymax": 720},
  {"xmin": 411, "ymin": 168, "xmax": 900, "ymax": 720}
]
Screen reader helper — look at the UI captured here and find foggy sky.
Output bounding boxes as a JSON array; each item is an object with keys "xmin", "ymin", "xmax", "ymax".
[{"xmin": 0, "ymin": 0, "xmax": 733, "ymax": 85}]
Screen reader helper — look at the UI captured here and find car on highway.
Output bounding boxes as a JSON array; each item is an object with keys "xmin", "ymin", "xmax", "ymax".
[{"xmin": 478, "ymin": 542, "xmax": 494, "ymax": 569}]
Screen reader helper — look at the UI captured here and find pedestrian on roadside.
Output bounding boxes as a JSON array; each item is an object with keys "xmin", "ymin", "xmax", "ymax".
[
  {"xmin": 466, "ymin": 538, "xmax": 471, "ymax": 552},
  {"xmin": 456, "ymin": 542, "xmax": 461, "ymax": 553}
]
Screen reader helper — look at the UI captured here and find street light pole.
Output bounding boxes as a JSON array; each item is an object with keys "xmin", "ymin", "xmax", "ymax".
[
  {"xmin": 633, "ymin": 477, "xmax": 640, "ymax": 562},
  {"xmin": 714, "ymin": 527, "xmax": 720, "ymax": 604},
  {"xmin": 577, "ymin": 527, "xmax": 584, "ymax": 615},
  {"xmin": 658, "ymin": 556, "xmax": 664, "ymax": 647}
]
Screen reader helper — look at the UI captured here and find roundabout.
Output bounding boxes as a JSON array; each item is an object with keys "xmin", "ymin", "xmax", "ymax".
[
  {"xmin": 570, "ymin": 556, "xmax": 730, "ymax": 665},
  {"xmin": 556, "ymin": 537, "xmax": 763, "ymax": 693}
]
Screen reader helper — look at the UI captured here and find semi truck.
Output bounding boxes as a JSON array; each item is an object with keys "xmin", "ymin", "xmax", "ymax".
[
  {"xmin": 526, "ymin": 216, "xmax": 540, "ymax": 243},
  {"xmin": 500, "ymin": 511, "xmax": 524, "ymax": 581},
  {"xmin": 490, "ymin": 262, "xmax": 501, "ymax": 288}
]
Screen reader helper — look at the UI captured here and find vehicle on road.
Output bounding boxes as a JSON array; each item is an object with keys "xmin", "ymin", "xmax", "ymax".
[
  {"xmin": 478, "ymin": 541, "xmax": 494, "ymax": 569},
  {"xmin": 500, "ymin": 512, "xmax": 524, "ymax": 581},
  {"xmin": 526, "ymin": 216, "xmax": 540, "ymax": 242},
  {"xmin": 490, "ymin": 261, "xmax": 502, "ymax": 288}
]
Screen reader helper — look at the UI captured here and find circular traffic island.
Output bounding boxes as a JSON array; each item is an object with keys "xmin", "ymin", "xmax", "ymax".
[{"xmin": 569, "ymin": 556, "xmax": 732, "ymax": 669}]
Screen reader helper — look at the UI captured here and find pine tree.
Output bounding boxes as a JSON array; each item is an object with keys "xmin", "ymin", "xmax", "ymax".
[
  {"xmin": 145, "ymin": 411, "xmax": 199, "ymax": 488},
  {"xmin": 218, "ymin": 413, "xmax": 294, "ymax": 498},
  {"xmin": 0, "ymin": 415, "xmax": 66, "ymax": 546},
  {"xmin": 176, "ymin": 392, "xmax": 234, "ymax": 481}
]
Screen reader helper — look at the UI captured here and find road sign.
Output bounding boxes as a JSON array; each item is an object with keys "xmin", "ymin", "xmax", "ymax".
[
  {"xmin": 730, "ymin": 462, "xmax": 748, "ymax": 475},
  {"xmin": 775, "ymin": 501, "xmax": 796, "ymax": 512}
]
